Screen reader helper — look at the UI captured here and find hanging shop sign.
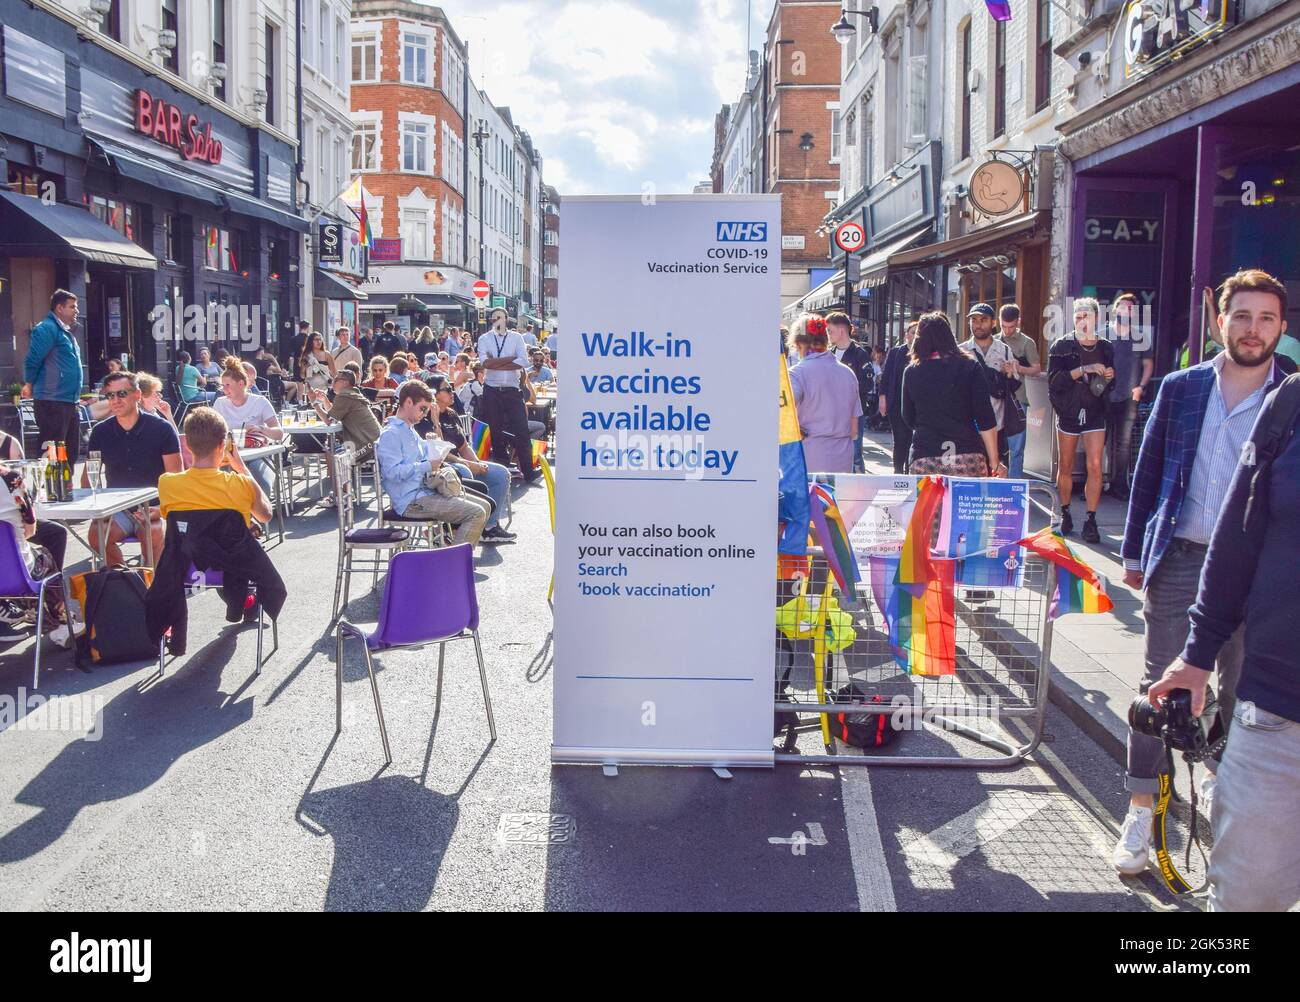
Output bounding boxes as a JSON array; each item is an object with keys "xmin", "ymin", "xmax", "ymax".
[
  {"xmin": 133, "ymin": 89, "xmax": 223, "ymax": 165},
  {"xmin": 1123, "ymin": 0, "xmax": 1237, "ymax": 80},
  {"xmin": 967, "ymin": 159, "xmax": 1025, "ymax": 217}
]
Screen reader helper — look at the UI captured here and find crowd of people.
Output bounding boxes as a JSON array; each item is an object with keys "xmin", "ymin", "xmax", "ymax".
[
  {"xmin": 4, "ymin": 290, "xmax": 558, "ymax": 645},
  {"xmin": 785, "ymin": 266, "xmax": 1299, "ymax": 912}
]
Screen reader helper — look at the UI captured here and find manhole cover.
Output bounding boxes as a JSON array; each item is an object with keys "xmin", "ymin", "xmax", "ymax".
[{"xmin": 497, "ymin": 813, "xmax": 576, "ymax": 845}]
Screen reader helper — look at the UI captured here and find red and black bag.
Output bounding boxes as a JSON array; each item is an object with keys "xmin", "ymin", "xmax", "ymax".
[{"xmin": 827, "ymin": 684, "xmax": 902, "ymax": 749}]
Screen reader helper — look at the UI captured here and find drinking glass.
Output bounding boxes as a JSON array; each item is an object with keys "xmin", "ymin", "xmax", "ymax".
[{"xmin": 87, "ymin": 451, "xmax": 103, "ymax": 497}]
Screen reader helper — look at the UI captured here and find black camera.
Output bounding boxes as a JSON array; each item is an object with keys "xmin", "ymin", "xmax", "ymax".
[{"xmin": 1128, "ymin": 688, "xmax": 1223, "ymax": 761}]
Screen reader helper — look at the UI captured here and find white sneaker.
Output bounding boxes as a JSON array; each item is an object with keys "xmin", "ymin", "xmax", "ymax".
[
  {"xmin": 1112, "ymin": 806, "xmax": 1154, "ymax": 875},
  {"xmin": 1198, "ymin": 771, "xmax": 1217, "ymax": 821},
  {"xmin": 47, "ymin": 624, "xmax": 74, "ymax": 649}
]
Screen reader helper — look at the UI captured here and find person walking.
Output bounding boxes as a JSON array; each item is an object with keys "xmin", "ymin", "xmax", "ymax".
[
  {"xmin": 879, "ymin": 321, "xmax": 918, "ymax": 474},
  {"xmin": 960, "ymin": 303, "xmax": 1020, "ymax": 472},
  {"xmin": 998, "ymin": 304, "xmax": 1041, "ymax": 479},
  {"xmin": 1104, "ymin": 293, "xmax": 1154, "ymax": 500},
  {"xmin": 1113, "ymin": 268, "xmax": 1288, "ymax": 878},
  {"xmin": 1048, "ymin": 297, "xmax": 1114, "ymax": 541},
  {"xmin": 826, "ymin": 311, "xmax": 874, "ymax": 474},
  {"xmin": 899, "ymin": 311, "xmax": 1002, "ymax": 478},
  {"xmin": 22, "ymin": 290, "xmax": 85, "ymax": 464},
  {"xmin": 787, "ymin": 315, "xmax": 862, "ymax": 474},
  {"xmin": 477, "ymin": 308, "xmax": 537, "ymax": 483},
  {"xmin": 333, "ymin": 327, "xmax": 363, "ymax": 372}
]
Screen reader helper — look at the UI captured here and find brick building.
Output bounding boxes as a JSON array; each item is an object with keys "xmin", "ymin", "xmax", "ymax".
[
  {"xmin": 542, "ymin": 184, "xmax": 559, "ymax": 325},
  {"xmin": 764, "ymin": 0, "xmax": 843, "ymax": 310},
  {"xmin": 349, "ymin": 0, "xmax": 475, "ymax": 330}
]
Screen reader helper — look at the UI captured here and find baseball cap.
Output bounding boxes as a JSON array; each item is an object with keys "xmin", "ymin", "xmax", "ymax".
[
  {"xmin": 967, "ymin": 303, "xmax": 996, "ymax": 318},
  {"xmin": 423, "ymin": 352, "xmax": 438, "ymax": 365}
]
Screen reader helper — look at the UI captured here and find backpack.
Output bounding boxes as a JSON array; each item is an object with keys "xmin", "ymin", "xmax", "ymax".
[
  {"xmin": 69, "ymin": 568, "xmax": 157, "ymax": 668},
  {"xmin": 1243, "ymin": 372, "xmax": 1300, "ymax": 537},
  {"xmin": 826, "ymin": 683, "xmax": 903, "ymax": 749}
]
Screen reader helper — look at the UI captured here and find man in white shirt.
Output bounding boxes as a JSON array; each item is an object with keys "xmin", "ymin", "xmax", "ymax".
[
  {"xmin": 333, "ymin": 327, "xmax": 363, "ymax": 371},
  {"xmin": 520, "ymin": 322, "xmax": 538, "ymax": 348},
  {"xmin": 477, "ymin": 309, "xmax": 537, "ymax": 483}
]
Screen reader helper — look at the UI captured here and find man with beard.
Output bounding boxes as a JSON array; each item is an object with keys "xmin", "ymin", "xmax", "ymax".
[{"xmin": 1110, "ymin": 268, "xmax": 1290, "ymax": 878}]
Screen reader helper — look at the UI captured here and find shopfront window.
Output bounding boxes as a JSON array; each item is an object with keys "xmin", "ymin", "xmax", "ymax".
[
  {"xmin": 86, "ymin": 193, "xmax": 138, "ymax": 241},
  {"xmin": 203, "ymin": 226, "xmax": 246, "ymax": 273},
  {"xmin": 959, "ymin": 259, "xmax": 1018, "ymax": 322},
  {"xmin": 8, "ymin": 166, "xmax": 58, "ymax": 200}
]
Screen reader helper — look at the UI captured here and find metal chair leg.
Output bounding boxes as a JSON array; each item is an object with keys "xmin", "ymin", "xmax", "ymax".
[
  {"xmin": 435, "ymin": 642, "xmax": 446, "ymax": 714},
  {"xmin": 360, "ymin": 643, "xmax": 393, "ymax": 765},
  {"xmin": 472, "ymin": 630, "xmax": 497, "ymax": 741},
  {"xmin": 33, "ymin": 587, "xmax": 47, "ymax": 691},
  {"xmin": 335, "ymin": 627, "xmax": 344, "ymax": 733}
]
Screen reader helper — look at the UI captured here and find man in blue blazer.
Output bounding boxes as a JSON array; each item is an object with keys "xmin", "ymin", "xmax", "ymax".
[{"xmin": 1111, "ymin": 269, "xmax": 1292, "ymax": 876}]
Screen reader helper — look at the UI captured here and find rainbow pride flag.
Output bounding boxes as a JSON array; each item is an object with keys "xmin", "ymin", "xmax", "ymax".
[
  {"xmin": 777, "ymin": 353, "xmax": 810, "ymax": 556},
  {"xmin": 898, "ymin": 476, "xmax": 945, "ymax": 586},
  {"xmin": 809, "ymin": 482, "xmax": 861, "ymax": 598},
  {"xmin": 471, "ymin": 420, "xmax": 492, "ymax": 460},
  {"xmin": 532, "ymin": 438, "xmax": 547, "ymax": 469},
  {"xmin": 359, "ymin": 189, "xmax": 373, "ymax": 248},
  {"xmin": 1017, "ymin": 527, "xmax": 1114, "ymax": 619}
]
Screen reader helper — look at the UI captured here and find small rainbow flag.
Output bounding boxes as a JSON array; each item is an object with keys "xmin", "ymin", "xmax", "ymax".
[
  {"xmin": 1017, "ymin": 527, "xmax": 1115, "ymax": 619},
  {"xmin": 809, "ymin": 482, "xmax": 861, "ymax": 598},
  {"xmin": 359, "ymin": 189, "xmax": 373, "ymax": 248},
  {"xmin": 898, "ymin": 476, "xmax": 945, "ymax": 586},
  {"xmin": 899, "ymin": 562, "xmax": 957, "ymax": 677},
  {"xmin": 471, "ymin": 420, "xmax": 491, "ymax": 460}
]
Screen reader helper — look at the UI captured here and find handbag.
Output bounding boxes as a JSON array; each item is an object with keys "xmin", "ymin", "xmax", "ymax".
[
  {"xmin": 1002, "ymin": 393, "xmax": 1027, "ymax": 438},
  {"xmin": 426, "ymin": 466, "xmax": 463, "ymax": 497}
]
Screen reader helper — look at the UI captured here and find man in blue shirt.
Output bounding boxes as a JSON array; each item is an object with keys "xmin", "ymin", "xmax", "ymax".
[
  {"xmin": 1113, "ymin": 269, "xmax": 1287, "ymax": 877},
  {"xmin": 22, "ymin": 290, "xmax": 85, "ymax": 463},
  {"xmin": 376, "ymin": 381, "xmax": 489, "ymax": 546}
]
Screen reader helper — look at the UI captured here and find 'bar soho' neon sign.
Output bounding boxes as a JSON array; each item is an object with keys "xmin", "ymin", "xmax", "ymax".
[{"xmin": 133, "ymin": 89, "xmax": 224, "ymax": 165}]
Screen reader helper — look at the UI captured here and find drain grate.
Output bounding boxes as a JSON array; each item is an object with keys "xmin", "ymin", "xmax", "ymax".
[{"xmin": 496, "ymin": 813, "xmax": 576, "ymax": 845}]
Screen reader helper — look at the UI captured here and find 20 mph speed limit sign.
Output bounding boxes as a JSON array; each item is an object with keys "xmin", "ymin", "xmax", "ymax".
[{"xmin": 834, "ymin": 221, "xmax": 867, "ymax": 254}]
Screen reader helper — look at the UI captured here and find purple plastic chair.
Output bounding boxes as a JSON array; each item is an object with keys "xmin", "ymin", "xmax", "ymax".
[
  {"xmin": 334, "ymin": 544, "xmax": 495, "ymax": 766},
  {"xmin": 157, "ymin": 563, "xmax": 279, "ymax": 678},
  {"xmin": 0, "ymin": 523, "xmax": 66, "ymax": 689}
]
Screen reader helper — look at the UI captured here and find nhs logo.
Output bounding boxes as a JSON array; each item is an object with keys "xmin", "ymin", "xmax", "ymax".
[{"xmin": 716, "ymin": 221, "xmax": 768, "ymax": 242}]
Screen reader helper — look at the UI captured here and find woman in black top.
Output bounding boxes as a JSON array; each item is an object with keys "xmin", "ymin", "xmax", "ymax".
[
  {"xmin": 900, "ymin": 311, "xmax": 1002, "ymax": 477},
  {"xmin": 1047, "ymin": 298, "xmax": 1115, "ymax": 539}
]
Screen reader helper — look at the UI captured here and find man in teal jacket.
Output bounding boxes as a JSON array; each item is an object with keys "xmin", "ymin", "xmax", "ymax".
[{"xmin": 22, "ymin": 290, "xmax": 84, "ymax": 463}]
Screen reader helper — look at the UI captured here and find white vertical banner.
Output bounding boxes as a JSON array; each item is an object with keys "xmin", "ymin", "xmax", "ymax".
[{"xmin": 553, "ymin": 194, "xmax": 781, "ymax": 768}]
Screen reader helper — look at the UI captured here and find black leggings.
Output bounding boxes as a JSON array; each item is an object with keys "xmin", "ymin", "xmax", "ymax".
[{"xmin": 31, "ymin": 521, "xmax": 67, "ymax": 569}]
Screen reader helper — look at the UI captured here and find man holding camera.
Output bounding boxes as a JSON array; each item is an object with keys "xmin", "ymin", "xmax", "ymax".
[{"xmin": 1115, "ymin": 269, "xmax": 1289, "ymax": 881}]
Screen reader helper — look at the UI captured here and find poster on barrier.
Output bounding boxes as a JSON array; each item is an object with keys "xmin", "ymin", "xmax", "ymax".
[
  {"xmin": 552, "ymin": 194, "xmax": 781, "ymax": 769},
  {"xmin": 936, "ymin": 478, "xmax": 1031, "ymax": 588}
]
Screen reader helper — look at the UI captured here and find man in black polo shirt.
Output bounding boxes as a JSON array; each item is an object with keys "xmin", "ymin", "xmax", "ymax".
[
  {"xmin": 85, "ymin": 370, "xmax": 182, "ymax": 566},
  {"xmin": 372, "ymin": 320, "xmax": 408, "ymax": 361},
  {"xmin": 826, "ymin": 311, "xmax": 874, "ymax": 473}
]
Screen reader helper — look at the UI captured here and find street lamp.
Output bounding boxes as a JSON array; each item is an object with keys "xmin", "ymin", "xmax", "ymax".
[
  {"xmin": 831, "ymin": 6, "xmax": 879, "ymax": 45},
  {"xmin": 798, "ymin": 132, "xmax": 815, "ymax": 152}
]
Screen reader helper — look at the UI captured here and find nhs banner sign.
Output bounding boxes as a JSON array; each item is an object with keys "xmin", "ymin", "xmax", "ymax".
[{"xmin": 716, "ymin": 221, "xmax": 768, "ymax": 242}]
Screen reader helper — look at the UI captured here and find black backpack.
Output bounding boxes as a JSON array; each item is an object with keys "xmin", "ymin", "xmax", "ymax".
[
  {"xmin": 74, "ymin": 568, "xmax": 157, "ymax": 668},
  {"xmin": 826, "ymin": 683, "xmax": 903, "ymax": 749},
  {"xmin": 1243, "ymin": 372, "xmax": 1300, "ymax": 537}
]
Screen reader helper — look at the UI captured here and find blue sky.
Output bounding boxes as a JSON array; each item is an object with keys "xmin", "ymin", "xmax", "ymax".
[{"xmin": 435, "ymin": 0, "xmax": 771, "ymax": 195}]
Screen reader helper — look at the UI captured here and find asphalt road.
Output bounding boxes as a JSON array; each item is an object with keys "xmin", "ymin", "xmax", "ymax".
[{"xmin": 0, "ymin": 469, "xmax": 1205, "ymax": 912}]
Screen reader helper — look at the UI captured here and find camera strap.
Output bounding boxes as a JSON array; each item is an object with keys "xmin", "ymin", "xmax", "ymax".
[{"xmin": 1151, "ymin": 751, "xmax": 1211, "ymax": 896}]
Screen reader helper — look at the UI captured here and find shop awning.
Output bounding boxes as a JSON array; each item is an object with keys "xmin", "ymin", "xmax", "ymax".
[
  {"xmin": 90, "ymin": 139, "xmax": 310, "ymax": 233},
  {"xmin": 359, "ymin": 293, "xmax": 471, "ymax": 312},
  {"xmin": 0, "ymin": 190, "xmax": 157, "ymax": 269},
  {"xmin": 858, "ymin": 225, "xmax": 933, "ymax": 288},
  {"xmin": 315, "ymin": 269, "xmax": 368, "ymax": 300},
  {"xmin": 888, "ymin": 211, "xmax": 1044, "ymax": 268}
]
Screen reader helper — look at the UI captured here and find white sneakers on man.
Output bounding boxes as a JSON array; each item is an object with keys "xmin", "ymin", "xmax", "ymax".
[
  {"xmin": 1112, "ymin": 805, "xmax": 1154, "ymax": 875},
  {"xmin": 1198, "ymin": 771, "xmax": 1217, "ymax": 822}
]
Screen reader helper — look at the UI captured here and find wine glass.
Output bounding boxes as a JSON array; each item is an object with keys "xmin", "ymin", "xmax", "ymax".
[{"xmin": 86, "ymin": 451, "xmax": 103, "ymax": 497}]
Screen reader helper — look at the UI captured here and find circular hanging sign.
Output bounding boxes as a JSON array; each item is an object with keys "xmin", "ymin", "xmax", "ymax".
[
  {"xmin": 968, "ymin": 160, "xmax": 1025, "ymax": 217},
  {"xmin": 833, "ymin": 220, "xmax": 867, "ymax": 254}
]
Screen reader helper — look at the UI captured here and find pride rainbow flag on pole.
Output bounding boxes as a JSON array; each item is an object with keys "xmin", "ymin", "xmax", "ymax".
[
  {"xmin": 1017, "ymin": 527, "xmax": 1115, "ymax": 619},
  {"xmin": 777, "ymin": 353, "xmax": 810, "ymax": 556},
  {"xmin": 359, "ymin": 189, "xmax": 373, "ymax": 248},
  {"xmin": 471, "ymin": 420, "xmax": 492, "ymax": 460},
  {"xmin": 809, "ymin": 482, "xmax": 861, "ymax": 598}
]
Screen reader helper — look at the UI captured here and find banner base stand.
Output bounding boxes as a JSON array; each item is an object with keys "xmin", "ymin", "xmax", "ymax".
[{"xmin": 552, "ymin": 746, "xmax": 775, "ymax": 770}]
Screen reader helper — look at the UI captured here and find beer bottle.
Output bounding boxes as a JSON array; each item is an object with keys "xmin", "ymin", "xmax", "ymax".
[
  {"xmin": 56, "ymin": 441, "xmax": 72, "ymax": 502},
  {"xmin": 42, "ymin": 442, "xmax": 57, "ymax": 502}
]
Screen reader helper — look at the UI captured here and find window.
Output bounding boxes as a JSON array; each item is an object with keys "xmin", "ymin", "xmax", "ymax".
[
  {"xmin": 335, "ymin": 17, "xmax": 345, "ymax": 87},
  {"xmin": 319, "ymin": 3, "xmax": 329, "ymax": 70},
  {"xmin": 993, "ymin": 19, "xmax": 1007, "ymax": 138},
  {"xmin": 87, "ymin": 194, "xmax": 137, "ymax": 241},
  {"xmin": 317, "ymin": 127, "xmax": 328, "ymax": 203},
  {"xmin": 1035, "ymin": 0, "xmax": 1053, "ymax": 112},
  {"xmin": 861, "ymin": 107, "xmax": 874, "ymax": 188},
  {"xmin": 163, "ymin": 212, "xmax": 177, "ymax": 263},
  {"xmin": 265, "ymin": 22, "xmax": 278, "ymax": 127},
  {"xmin": 403, "ymin": 33, "xmax": 429, "ymax": 84},
  {"xmin": 334, "ymin": 138, "xmax": 345, "ymax": 203},
  {"xmin": 351, "ymin": 121, "xmax": 379, "ymax": 172},
  {"xmin": 96, "ymin": 0, "xmax": 121, "ymax": 40},
  {"xmin": 402, "ymin": 121, "xmax": 430, "ymax": 173},
  {"xmin": 161, "ymin": 0, "xmax": 179, "ymax": 74},
  {"xmin": 212, "ymin": 0, "xmax": 227, "ymax": 102},
  {"xmin": 402, "ymin": 208, "xmax": 431, "ymax": 260},
  {"xmin": 203, "ymin": 226, "xmax": 244, "ymax": 273},
  {"xmin": 352, "ymin": 30, "xmax": 378, "ymax": 82},
  {"xmin": 830, "ymin": 110, "xmax": 842, "ymax": 161},
  {"xmin": 960, "ymin": 22, "xmax": 972, "ymax": 161},
  {"xmin": 907, "ymin": 56, "xmax": 927, "ymax": 144},
  {"xmin": 844, "ymin": 109, "xmax": 857, "ymax": 148}
]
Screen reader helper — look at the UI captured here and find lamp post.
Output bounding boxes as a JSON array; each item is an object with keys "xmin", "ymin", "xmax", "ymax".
[{"xmin": 830, "ymin": 6, "xmax": 879, "ymax": 45}]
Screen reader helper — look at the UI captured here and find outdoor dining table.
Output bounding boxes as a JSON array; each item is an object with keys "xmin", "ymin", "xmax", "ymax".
[
  {"xmin": 279, "ymin": 420, "xmax": 344, "ymax": 511},
  {"xmin": 35, "ymin": 486, "xmax": 159, "ymax": 570},
  {"xmin": 238, "ymin": 440, "xmax": 291, "ymax": 544}
]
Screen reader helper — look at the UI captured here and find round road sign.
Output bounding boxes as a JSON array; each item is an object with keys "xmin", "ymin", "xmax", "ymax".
[
  {"xmin": 473, "ymin": 280, "xmax": 491, "ymax": 299},
  {"xmin": 834, "ymin": 220, "xmax": 867, "ymax": 254}
]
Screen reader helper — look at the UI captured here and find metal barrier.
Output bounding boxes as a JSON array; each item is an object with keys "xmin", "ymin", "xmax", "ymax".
[{"xmin": 775, "ymin": 479, "xmax": 1060, "ymax": 768}]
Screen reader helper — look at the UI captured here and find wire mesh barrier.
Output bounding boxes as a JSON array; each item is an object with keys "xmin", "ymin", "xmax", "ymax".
[{"xmin": 775, "ymin": 479, "xmax": 1060, "ymax": 768}]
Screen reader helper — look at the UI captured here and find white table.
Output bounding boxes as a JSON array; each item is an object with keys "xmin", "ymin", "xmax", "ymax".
[
  {"xmin": 36, "ymin": 486, "xmax": 159, "ymax": 569},
  {"xmin": 280, "ymin": 422, "xmax": 343, "ymax": 511},
  {"xmin": 239, "ymin": 440, "xmax": 291, "ymax": 544}
]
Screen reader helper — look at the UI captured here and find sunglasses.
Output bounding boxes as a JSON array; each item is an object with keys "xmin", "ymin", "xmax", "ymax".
[{"xmin": 102, "ymin": 389, "xmax": 133, "ymax": 400}]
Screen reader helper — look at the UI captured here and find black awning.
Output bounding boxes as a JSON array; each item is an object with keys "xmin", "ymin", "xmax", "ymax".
[
  {"xmin": 315, "ymin": 269, "xmax": 368, "ymax": 300},
  {"xmin": 224, "ymin": 190, "xmax": 311, "ymax": 233},
  {"xmin": 0, "ymin": 191, "xmax": 157, "ymax": 270}
]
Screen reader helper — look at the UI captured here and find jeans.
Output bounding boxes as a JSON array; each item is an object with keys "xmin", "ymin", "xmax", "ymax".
[
  {"xmin": 1107, "ymin": 397, "xmax": 1139, "ymax": 492},
  {"xmin": 1127, "ymin": 539, "xmax": 1244, "ymax": 793},
  {"xmin": 245, "ymin": 458, "xmax": 276, "ymax": 502},
  {"xmin": 853, "ymin": 414, "xmax": 866, "ymax": 473},
  {"xmin": 403, "ymin": 490, "xmax": 490, "ymax": 546},
  {"xmin": 452, "ymin": 460, "xmax": 509, "ymax": 529},
  {"xmin": 1208, "ymin": 700, "xmax": 1300, "ymax": 912},
  {"xmin": 1006, "ymin": 430, "xmax": 1026, "ymax": 479}
]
